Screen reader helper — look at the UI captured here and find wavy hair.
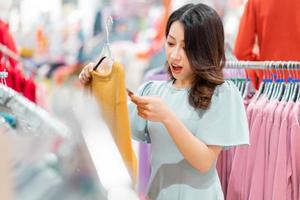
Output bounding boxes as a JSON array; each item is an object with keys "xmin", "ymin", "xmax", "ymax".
[{"xmin": 166, "ymin": 3, "xmax": 225, "ymax": 110}]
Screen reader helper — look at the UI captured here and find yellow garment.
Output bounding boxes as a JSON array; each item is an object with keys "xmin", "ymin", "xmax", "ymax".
[{"xmin": 91, "ymin": 61, "xmax": 137, "ymax": 182}]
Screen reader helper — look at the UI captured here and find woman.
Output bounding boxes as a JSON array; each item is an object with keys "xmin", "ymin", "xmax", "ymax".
[{"xmin": 79, "ymin": 3, "xmax": 249, "ymax": 200}]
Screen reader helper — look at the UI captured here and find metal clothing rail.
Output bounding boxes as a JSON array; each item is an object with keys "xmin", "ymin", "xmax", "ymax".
[{"xmin": 225, "ymin": 61, "xmax": 300, "ymax": 69}]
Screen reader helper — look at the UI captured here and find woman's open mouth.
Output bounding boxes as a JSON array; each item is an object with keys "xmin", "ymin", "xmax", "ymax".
[{"xmin": 171, "ymin": 64, "xmax": 183, "ymax": 74}]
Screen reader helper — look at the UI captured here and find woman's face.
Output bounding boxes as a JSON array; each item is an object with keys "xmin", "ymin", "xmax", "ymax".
[{"xmin": 165, "ymin": 21, "xmax": 194, "ymax": 86}]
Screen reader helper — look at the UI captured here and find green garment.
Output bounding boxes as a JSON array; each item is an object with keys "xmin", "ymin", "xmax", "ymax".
[{"xmin": 129, "ymin": 80, "xmax": 249, "ymax": 200}]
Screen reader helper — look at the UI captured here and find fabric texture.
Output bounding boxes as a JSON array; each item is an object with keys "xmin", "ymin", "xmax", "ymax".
[
  {"xmin": 91, "ymin": 61, "xmax": 137, "ymax": 182},
  {"xmin": 129, "ymin": 80, "xmax": 249, "ymax": 200},
  {"xmin": 289, "ymin": 102, "xmax": 300, "ymax": 200},
  {"xmin": 272, "ymin": 102, "xmax": 294, "ymax": 200}
]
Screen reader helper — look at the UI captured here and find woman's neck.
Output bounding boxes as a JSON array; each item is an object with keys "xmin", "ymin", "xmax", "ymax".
[{"xmin": 173, "ymin": 79, "xmax": 192, "ymax": 88}]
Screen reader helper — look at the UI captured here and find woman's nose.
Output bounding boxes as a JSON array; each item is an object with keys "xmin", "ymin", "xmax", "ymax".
[{"xmin": 170, "ymin": 47, "xmax": 181, "ymax": 60}]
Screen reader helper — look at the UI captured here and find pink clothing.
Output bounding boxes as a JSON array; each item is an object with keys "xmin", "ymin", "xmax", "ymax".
[
  {"xmin": 289, "ymin": 103, "xmax": 300, "ymax": 200},
  {"xmin": 225, "ymin": 94, "xmax": 298, "ymax": 200},
  {"xmin": 226, "ymin": 96, "xmax": 267, "ymax": 200},
  {"xmin": 243, "ymin": 96, "xmax": 268, "ymax": 199},
  {"xmin": 265, "ymin": 101, "xmax": 287, "ymax": 200},
  {"xmin": 226, "ymin": 145, "xmax": 248, "ymax": 200},
  {"xmin": 246, "ymin": 97, "xmax": 258, "ymax": 130},
  {"xmin": 217, "ymin": 98, "xmax": 250, "ymax": 197},
  {"xmin": 217, "ymin": 147, "xmax": 236, "ymax": 198},
  {"xmin": 272, "ymin": 102, "xmax": 294, "ymax": 200},
  {"xmin": 248, "ymin": 100, "xmax": 278, "ymax": 200}
]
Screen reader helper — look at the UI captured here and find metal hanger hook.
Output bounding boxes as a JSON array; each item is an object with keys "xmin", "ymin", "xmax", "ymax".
[{"xmin": 105, "ymin": 16, "xmax": 113, "ymax": 44}]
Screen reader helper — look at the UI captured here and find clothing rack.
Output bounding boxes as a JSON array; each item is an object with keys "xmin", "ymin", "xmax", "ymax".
[
  {"xmin": 0, "ymin": 43, "xmax": 16, "ymax": 79},
  {"xmin": 225, "ymin": 61, "xmax": 300, "ymax": 69},
  {"xmin": 0, "ymin": 43, "xmax": 20, "ymax": 61},
  {"xmin": 0, "ymin": 43, "xmax": 35, "ymax": 76}
]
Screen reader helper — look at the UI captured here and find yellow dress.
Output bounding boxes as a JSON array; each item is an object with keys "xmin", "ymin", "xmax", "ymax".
[{"xmin": 91, "ymin": 61, "xmax": 137, "ymax": 183}]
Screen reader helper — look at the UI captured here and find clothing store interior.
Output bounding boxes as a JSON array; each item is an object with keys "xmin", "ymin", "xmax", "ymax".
[{"xmin": 0, "ymin": 0, "xmax": 299, "ymax": 199}]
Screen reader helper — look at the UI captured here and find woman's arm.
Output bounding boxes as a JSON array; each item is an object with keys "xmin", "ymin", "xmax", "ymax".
[
  {"xmin": 163, "ymin": 111, "xmax": 222, "ymax": 172},
  {"xmin": 130, "ymin": 95, "xmax": 222, "ymax": 173}
]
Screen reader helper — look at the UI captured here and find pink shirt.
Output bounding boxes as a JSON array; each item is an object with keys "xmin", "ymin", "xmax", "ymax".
[
  {"xmin": 248, "ymin": 100, "xmax": 278, "ymax": 200},
  {"xmin": 226, "ymin": 98, "xmax": 257, "ymax": 200},
  {"xmin": 243, "ymin": 96, "xmax": 268, "ymax": 199},
  {"xmin": 246, "ymin": 97, "xmax": 259, "ymax": 130},
  {"xmin": 265, "ymin": 101, "xmax": 287, "ymax": 200},
  {"xmin": 273, "ymin": 101, "xmax": 294, "ymax": 200},
  {"xmin": 288, "ymin": 102, "xmax": 300, "ymax": 200}
]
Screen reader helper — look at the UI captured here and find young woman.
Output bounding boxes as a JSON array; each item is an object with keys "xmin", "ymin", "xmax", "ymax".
[{"xmin": 79, "ymin": 3, "xmax": 249, "ymax": 200}]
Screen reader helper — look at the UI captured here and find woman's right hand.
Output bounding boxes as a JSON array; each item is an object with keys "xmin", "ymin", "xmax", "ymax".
[{"xmin": 79, "ymin": 62, "xmax": 95, "ymax": 85}]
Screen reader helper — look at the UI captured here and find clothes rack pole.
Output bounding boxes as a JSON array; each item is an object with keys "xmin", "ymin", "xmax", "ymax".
[{"xmin": 224, "ymin": 61, "xmax": 300, "ymax": 69}]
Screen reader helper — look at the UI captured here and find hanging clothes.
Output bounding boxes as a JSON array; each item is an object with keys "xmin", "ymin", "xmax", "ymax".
[
  {"xmin": 91, "ymin": 61, "xmax": 137, "ymax": 183},
  {"xmin": 234, "ymin": 0, "xmax": 300, "ymax": 89},
  {"xmin": 0, "ymin": 19, "xmax": 36, "ymax": 103},
  {"xmin": 222, "ymin": 93, "xmax": 300, "ymax": 200},
  {"xmin": 0, "ymin": 19, "xmax": 18, "ymax": 68}
]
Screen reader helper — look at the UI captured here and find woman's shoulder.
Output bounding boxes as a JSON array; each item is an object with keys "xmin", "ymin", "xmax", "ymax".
[
  {"xmin": 210, "ymin": 80, "xmax": 242, "ymax": 109},
  {"xmin": 214, "ymin": 80, "xmax": 240, "ymax": 97},
  {"xmin": 137, "ymin": 80, "xmax": 169, "ymax": 96}
]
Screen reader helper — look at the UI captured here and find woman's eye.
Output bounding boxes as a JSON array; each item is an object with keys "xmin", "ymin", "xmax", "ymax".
[{"xmin": 167, "ymin": 42, "xmax": 174, "ymax": 46}]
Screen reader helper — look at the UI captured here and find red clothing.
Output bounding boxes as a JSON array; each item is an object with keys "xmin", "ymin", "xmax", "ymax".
[
  {"xmin": 0, "ymin": 19, "xmax": 36, "ymax": 102},
  {"xmin": 0, "ymin": 20, "xmax": 18, "ymax": 68},
  {"xmin": 234, "ymin": 0, "xmax": 300, "ymax": 88},
  {"xmin": 14, "ymin": 68, "xmax": 24, "ymax": 93},
  {"xmin": 23, "ymin": 76, "xmax": 37, "ymax": 103}
]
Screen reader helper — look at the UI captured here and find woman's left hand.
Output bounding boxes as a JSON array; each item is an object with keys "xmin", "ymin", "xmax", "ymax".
[{"xmin": 130, "ymin": 95, "xmax": 173, "ymax": 123}]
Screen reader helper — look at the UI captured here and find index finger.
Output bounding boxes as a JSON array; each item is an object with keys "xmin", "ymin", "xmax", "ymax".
[
  {"xmin": 88, "ymin": 62, "xmax": 95, "ymax": 72},
  {"xmin": 130, "ymin": 95, "xmax": 149, "ymax": 105}
]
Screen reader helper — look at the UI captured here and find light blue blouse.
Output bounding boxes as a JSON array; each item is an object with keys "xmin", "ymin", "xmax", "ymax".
[{"xmin": 129, "ymin": 80, "xmax": 249, "ymax": 200}]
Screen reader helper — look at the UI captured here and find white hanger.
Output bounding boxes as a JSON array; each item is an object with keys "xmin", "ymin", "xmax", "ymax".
[
  {"xmin": 102, "ymin": 16, "xmax": 114, "ymax": 60},
  {"xmin": 94, "ymin": 16, "xmax": 114, "ymax": 73}
]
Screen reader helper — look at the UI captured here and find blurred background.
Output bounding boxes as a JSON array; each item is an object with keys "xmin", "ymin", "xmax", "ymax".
[{"xmin": 0, "ymin": 0, "xmax": 248, "ymax": 199}]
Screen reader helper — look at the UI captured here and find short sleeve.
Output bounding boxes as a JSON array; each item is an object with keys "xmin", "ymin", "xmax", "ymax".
[
  {"xmin": 129, "ymin": 81, "xmax": 154, "ymax": 143},
  {"xmin": 195, "ymin": 81, "xmax": 250, "ymax": 148}
]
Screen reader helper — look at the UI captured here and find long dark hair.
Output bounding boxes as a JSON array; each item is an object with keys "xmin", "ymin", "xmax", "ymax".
[{"xmin": 166, "ymin": 3, "xmax": 225, "ymax": 110}]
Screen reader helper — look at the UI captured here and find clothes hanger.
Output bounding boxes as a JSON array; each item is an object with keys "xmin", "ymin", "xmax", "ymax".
[
  {"xmin": 241, "ymin": 61, "xmax": 254, "ymax": 99},
  {"xmin": 281, "ymin": 63, "xmax": 289, "ymax": 102},
  {"xmin": 269, "ymin": 63, "xmax": 276, "ymax": 100},
  {"xmin": 269, "ymin": 62, "xmax": 280, "ymax": 100},
  {"xmin": 0, "ymin": 56, "xmax": 8, "ymax": 87},
  {"xmin": 238, "ymin": 62, "xmax": 246, "ymax": 96},
  {"xmin": 267, "ymin": 62, "xmax": 277, "ymax": 99},
  {"xmin": 93, "ymin": 16, "xmax": 114, "ymax": 71},
  {"xmin": 286, "ymin": 62, "xmax": 297, "ymax": 102},
  {"xmin": 270, "ymin": 62, "xmax": 278, "ymax": 100},
  {"xmin": 264, "ymin": 62, "xmax": 273, "ymax": 99},
  {"xmin": 254, "ymin": 62, "xmax": 267, "ymax": 100},
  {"xmin": 276, "ymin": 63, "xmax": 286, "ymax": 101},
  {"xmin": 286, "ymin": 62, "xmax": 294, "ymax": 102},
  {"xmin": 295, "ymin": 63, "xmax": 300, "ymax": 101},
  {"xmin": 290, "ymin": 62, "xmax": 299, "ymax": 102}
]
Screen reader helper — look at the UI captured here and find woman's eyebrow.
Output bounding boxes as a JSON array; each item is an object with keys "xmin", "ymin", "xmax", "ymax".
[
  {"xmin": 168, "ymin": 34, "xmax": 184, "ymax": 42},
  {"xmin": 167, "ymin": 34, "xmax": 175, "ymax": 40}
]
